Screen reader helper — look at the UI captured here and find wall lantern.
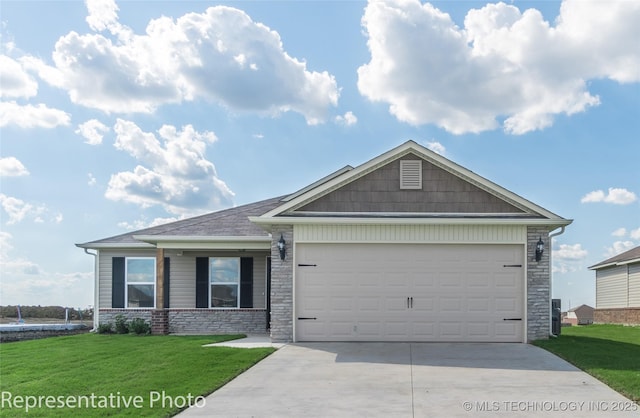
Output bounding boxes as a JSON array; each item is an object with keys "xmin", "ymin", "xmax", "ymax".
[
  {"xmin": 535, "ymin": 237, "xmax": 544, "ymax": 262},
  {"xmin": 277, "ymin": 234, "xmax": 286, "ymax": 261}
]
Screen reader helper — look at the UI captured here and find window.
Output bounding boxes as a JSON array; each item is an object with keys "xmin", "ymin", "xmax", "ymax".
[
  {"xmin": 126, "ymin": 258, "xmax": 155, "ymax": 308},
  {"xmin": 210, "ymin": 258, "xmax": 240, "ymax": 308}
]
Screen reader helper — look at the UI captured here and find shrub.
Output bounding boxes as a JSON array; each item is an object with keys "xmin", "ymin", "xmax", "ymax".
[
  {"xmin": 114, "ymin": 315, "xmax": 129, "ymax": 334},
  {"xmin": 97, "ymin": 323, "xmax": 113, "ymax": 334},
  {"xmin": 129, "ymin": 318, "xmax": 150, "ymax": 335}
]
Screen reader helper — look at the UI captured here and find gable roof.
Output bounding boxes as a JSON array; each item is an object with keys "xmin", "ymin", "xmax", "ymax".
[
  {"xmin": 252, "ymin": 140, "xmax": 571, "ymax": 227},
  {"xmin": 76, "ymin": 196, "xmax": 284, "ymax": 249},
  {"xmin": 589, "ymin": 245, "xmax": 640, "ymax": 270},
  {"xmin": 78, "ymin": 140, "xmax": 572, "ymax": 250}
]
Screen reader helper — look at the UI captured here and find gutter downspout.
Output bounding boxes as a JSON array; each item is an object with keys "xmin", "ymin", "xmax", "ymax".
[
  {"xmin": 548, "ymin": 226, "xmax": 566, "ymax": 337},
  {"xmin": 84, "ymin": 248, "xmax": 99, "ymax": 332}
]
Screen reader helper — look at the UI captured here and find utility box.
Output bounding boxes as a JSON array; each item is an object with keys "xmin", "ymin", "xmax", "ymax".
[{"xmin": 551, "ymin": 299, "xmax": 561, "ymax": 336}]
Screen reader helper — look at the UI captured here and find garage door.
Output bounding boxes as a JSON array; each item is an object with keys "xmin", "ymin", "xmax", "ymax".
[{"xmin": 295, "ymin": 243, "xmax": 524, "ymax": 342}]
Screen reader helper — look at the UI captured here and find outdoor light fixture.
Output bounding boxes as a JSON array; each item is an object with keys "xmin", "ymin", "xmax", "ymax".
[
  {"xmin": 277, "ymin": 234, "xmax": 286, "ymax": 261},
  {"xmin": 535, "ymin": 237, "xmax": 544, "ymax": 262}
]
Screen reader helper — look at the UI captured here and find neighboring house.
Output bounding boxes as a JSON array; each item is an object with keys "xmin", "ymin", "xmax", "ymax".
[
  {"xmin": 589, "ymin": 246, "xmax": 640, "ymax": 325},
  {"xmin": 562, "ymin": 304, "xmax": 594, "ymax": 326},
  {"xmin": 77, "ymin": 141, "xmax": 572, "ymax": 343}
]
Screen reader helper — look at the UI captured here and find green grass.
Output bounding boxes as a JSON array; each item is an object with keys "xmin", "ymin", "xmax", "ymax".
[
  {"xmin": 0, "ymin": 333, "xmax": 274, "ymax": 417},
  {"xmin": 534, "ymin": 324, "xmax": 640, "ymax": 402}
]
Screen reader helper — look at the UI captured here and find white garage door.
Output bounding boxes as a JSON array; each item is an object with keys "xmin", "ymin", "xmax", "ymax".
[{"xmin": 295, "ymin": 243, "xmax": 524, "ymax": 342}]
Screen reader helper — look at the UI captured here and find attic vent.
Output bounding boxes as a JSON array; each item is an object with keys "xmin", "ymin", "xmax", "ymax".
[{"xmin": 400, "ymin": 160, "xmax": 422, "ymax": 189}]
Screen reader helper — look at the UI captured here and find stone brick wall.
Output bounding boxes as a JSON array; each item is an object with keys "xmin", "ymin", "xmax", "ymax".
[
  {"xmin": 99, "ymin": 309, "xmax": 267, "ymax": 334},
  {"xmin": 527, "ymin": 226, "xmax": 551, "ymax": 341},
  {"xmin": 99, "ymin": 309, "xmax": 152, "ymax": 325},
  {"xmin": 168, "ymin": 309, "xmax": 267, "ymax": 334},
  {"xmin": 0, "ymin": 328, "xmax": 88, "ymax": 343},
  {"xmin": 270, "ymin": 225, "xmax": 294, "ymax": 342},
  {"xmin": 594, "ymin": 308, "xmax": 640, "ymax": 325}
]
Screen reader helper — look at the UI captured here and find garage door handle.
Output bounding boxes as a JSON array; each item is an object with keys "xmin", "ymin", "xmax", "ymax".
[
  {"xmin": 298, "ymin": 317, "xmax": 317, "ymax": 320},
  {"xmin": 407, "ymin": 297, "xmax": 414, "ymax": 308},
  {"xmin": 298, "ymin": 264, "xmax": 317, "ymax": 267},
  {"xmin": 503, "ymin": 318, "xmax": 522, "ymax": 321},
  {"xmin": 503, "ymin": 264, "xmax": 522, "ymax": 268}
]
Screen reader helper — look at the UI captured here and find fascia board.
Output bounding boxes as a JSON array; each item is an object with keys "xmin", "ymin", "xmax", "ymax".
[
  {"xmin": 132, "ymin": 235, "xmax": 272, "ymax": 250},
  {"xmin": 249, "ymin": 215, "xmax": 573, "ymax": 227},
  {"xmin": 75, "ymin": 242, "xmax": 156, "ymax": 249}
]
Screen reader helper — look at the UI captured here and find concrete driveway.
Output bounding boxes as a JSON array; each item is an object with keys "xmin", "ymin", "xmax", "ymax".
[{"xmin": 178, "ymin": 343, "xmax": 638, "ymax": 418}]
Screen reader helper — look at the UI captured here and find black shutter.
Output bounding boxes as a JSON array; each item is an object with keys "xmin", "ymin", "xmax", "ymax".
[
  {"xmin": 163, "ymin": 257, "xmax": 170, "ymax": 309},
  {"xmin": 195, "ymin": 257, "xmax": 209, "ymax": 308},
  {"xmin": 112, "ymin": 257, "xmax": 125, "ymax": 308},
  {"xmin": 240, "ymin": 257, "xmax": 253, "ymax": 308}
]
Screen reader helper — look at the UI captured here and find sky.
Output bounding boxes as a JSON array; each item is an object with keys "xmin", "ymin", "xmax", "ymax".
[{"xmin": 0, "ymin": 0, "xmax": 638, "ymax": 311}]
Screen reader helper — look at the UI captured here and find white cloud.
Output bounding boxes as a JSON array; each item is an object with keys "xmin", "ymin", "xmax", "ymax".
[
  {"xmin": 88, "ymin": 173, "xmax": 97, "ymax": 186},
  {"xmin": 630, "ymin": 228, "xmax": 640, "ymax": 240},
  {"xmin": 105, "ymin": 119, "xmax": 234, "ymax": 215},
  {"xmin": 0, "ymin": 55, "xmax": 38, "ymax": 99},
  {"xmin": 0, "ymin": 193, "xmax": 60, "ymax": 224},
  {"xmin": 552, "ymin": 243, "xmax": 587, "ymax": 274},
  {"xmin": 426, "ymin": 141, "xmax": 446, "ymax": 155},
  {"xmin": 0, "ymin": 101, "xmax": 71, "ymax": 129},
  {"xmin": 41, "ymin": 4, "xmax": 338, "ymax": 124},
  {"xmin": 581, "ymin": 187, "xmax": 637, "ymax": 204},
  {"xmin": 0, "ymin": 233, "xmax": 92, "ymax": 306},
  {"xmin": 611, "ymin": 227, "xmax": 627, "ymax": 237},
  {"xmin": 605, "ymin": 240, "xmax": 636, "ymax": 258},
  {"xmin": 76, "ymin": 119, "xmax": 110, "ymax": 145},
  {"xmin": 0, "ymin": 157, "xmax": 29, "ymax": 177},
  {"xmin": 335, "ymin": 111, "xmax": 358, "ymax": 126},
  {"xmin": 358, "ymin": 0, "xmax": 639, "ymax": 134},
  {"xmin": 553, "ymin": 243, "xmax": 588, "ymax": 261}
]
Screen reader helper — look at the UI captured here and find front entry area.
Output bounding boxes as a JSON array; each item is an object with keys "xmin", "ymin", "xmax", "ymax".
[{"xmin": 295, "ymin": 243, "xmax": 525, "ymax": 342}]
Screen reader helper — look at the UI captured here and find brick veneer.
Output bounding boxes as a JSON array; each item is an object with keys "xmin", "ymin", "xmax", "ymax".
[
  {"xmin": 527, "ymin": 226, "xmax": 551, "ymax": 341},
  {"xmin": 594, "ymin": 308, "xmax": 640, "ymax": 325},
  {"xmin": 151, "ymin": 310, "xmax": 169, "ymax": 334},
  {"xmin": 99, "ymin": 309, "xmax": 267, "ymax": 334},
  {"xmin": 270, "ymin": 225, "xmax": 294, "ymax": 342}
]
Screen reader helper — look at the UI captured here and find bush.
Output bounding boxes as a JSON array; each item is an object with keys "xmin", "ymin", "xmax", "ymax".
[
  {"xmin": 97, "ymin": 323, "xmax": 113, "ymax": 334},
  {"xmin": 114, "ymin": 315, "xmax": 129, "ymax": 334},
  {"xmin": 129, "ymin": 318, "xmax": 150, "ymax": 335}
]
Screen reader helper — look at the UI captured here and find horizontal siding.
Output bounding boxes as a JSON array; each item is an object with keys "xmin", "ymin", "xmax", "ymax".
[
  {"xmin": 295, "ymin": 224, "xmax": 526, "ymax": 244},
  {"xmin": 98, "ymin": 250, "xmax": 269, "ymax": 309},
  {"xmin": 596, "ymin": 266, "xmax": 628, "ymax": 308},
  {"xmin": 629, "ymin": 264, "xmax": 640, "ymax": 307}
]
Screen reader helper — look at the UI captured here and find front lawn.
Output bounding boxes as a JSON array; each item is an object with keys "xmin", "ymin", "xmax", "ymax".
[
  {"xmin": 534, "ymin": 324, "xmax": 640, "ymax": 402},
  {"xmin": 0, "ymin": 333, "xmax": 274, "ymax": 417}
]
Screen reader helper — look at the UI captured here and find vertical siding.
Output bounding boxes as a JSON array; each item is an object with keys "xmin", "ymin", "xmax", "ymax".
[
  {"xmin": 295, "ymin": 224, "xmax": 526, "ymax": 244},
  {"xmin": 596, "ymin": 266, "xmax": 629, "ymax": 308},
  {"xmin": 628, "ymin": 264, "xmax": 640, "ymax": 307},
  {"xmin": 99, "ymin": 249, "xmax": 268, "ymax": 309},
  {"xmin": 169, "ymin": 255, "xmax": 196, "ymax": 308}
]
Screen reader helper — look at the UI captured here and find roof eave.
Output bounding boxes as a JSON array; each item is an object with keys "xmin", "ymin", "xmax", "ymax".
[
  {"xmin": 132, "ymin": 235, "xmax": 272, "ymax": 250},
  {"xmin": 75, "ymin": 242, "xmax": 156, "ymax": 250},
  {"xmin": 249, "ymin": 215, "xmax": 573, "ymax": 227},
  {"xmin": 589, "ymin": 257, "xmax": 640, "ymax": 270}
]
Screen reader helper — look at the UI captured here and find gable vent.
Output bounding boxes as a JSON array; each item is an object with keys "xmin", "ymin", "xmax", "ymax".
[{"xmin": 400, "ymin": 160, "xmax": 422, "ymax": 189}]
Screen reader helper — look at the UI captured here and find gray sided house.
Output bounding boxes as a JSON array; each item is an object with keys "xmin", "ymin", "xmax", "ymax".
[
  {"xmin": 77, "ymin": 141, "xmax": 572, "ymax": 342},
  {"xmin": 589, "ymin": 246, "xmax": 640, "ymax": 325}
]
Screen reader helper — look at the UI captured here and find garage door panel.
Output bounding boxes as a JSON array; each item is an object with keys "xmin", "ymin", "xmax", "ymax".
[{"xmin": 296, "ymin": 243, "xmax": 524, "ymax": 342}]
